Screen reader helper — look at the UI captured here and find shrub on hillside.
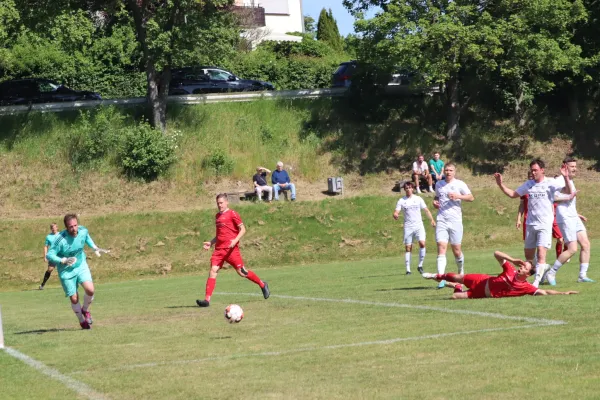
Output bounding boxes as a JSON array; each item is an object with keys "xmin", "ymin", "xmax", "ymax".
[
  {"xmin": 203, "ymin": 148, "xmax": 234, "ymax": 177},
  {"xmin": 118, "ymin": 122, "xmax": 178, "ymax": 181},
  {"xmin": 68, "ymin": 107, "xmax": 124, "ymax": 171}
]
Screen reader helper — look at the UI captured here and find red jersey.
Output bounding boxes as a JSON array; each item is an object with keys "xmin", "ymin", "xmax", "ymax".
[
  {"xmin": 521, "ymin": 194, "xmax": 529, "ymax": 221},
  {"xmin": 487, "ymin": 261, "xmax": 539, "ymax": 298},
  {"xmin": 215, "ymin": 209, "xmax": 243, "ymax": 249}
]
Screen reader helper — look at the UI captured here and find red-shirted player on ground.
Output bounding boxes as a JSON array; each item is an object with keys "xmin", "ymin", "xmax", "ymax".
[
  {"xmin": 421, "ymin": 251, "xmax": 578, "ymax": 299},
  {"xmin": 196, "ymin": 193, "xmax": 270, "ymax": 307}
]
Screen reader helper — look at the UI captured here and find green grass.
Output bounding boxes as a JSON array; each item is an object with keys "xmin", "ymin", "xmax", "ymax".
[
  {"xmin": 2, "ymin": 189, "xmax": 599, "ymax": 290},
  {"xmin": 1, "ymin": 247, "xmax": 599, "ymax": 399}
]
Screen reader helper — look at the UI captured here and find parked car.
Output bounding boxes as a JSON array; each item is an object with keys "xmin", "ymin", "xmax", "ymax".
[
  {"xmin": 169, "ymin": 67, "xmax": 275, "ymax": 95},
  {"xmin": 0, "ymin": 78, "xmax": 101, "ymax": 106},
  {"xmin": 332, "ymin": 61, "xmax": 439, "ymax": 95}
]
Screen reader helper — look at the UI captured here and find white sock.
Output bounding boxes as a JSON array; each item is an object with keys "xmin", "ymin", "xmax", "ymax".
[
  {"xmin": 437, "ymin": 255, "xmax": 447, "ymax": 275},
  {"xmin": 405, "ymin": 252, "xmax": 411, "ymax": 272},
  {"xmin": 418, "ymin": 248, "xmax": 426, "ymax": 267},
  {"xmin": 533, "ymin": 263, "xmax": 547, "ymax": 286},
  {"xmin": 455, "ymin": 253, "xmax": 464, "ymax": 274},
  {"xmin": 580, "ymin": 263, "xmax": 589, "ymax": 278},
  {"xmin": 83, "ymin": 294, "xmax": 94, "ymax": 312},
  {"xmin": 551, "ymin": 260, "xmax": 563, "ymax": 273},
  {"xmin": 71, "ymin": 303, "xmax": 85, "ymax": 323},
  {"xmin": 429, "ymin": 186, "xmax": 433, "ymax": 192}
]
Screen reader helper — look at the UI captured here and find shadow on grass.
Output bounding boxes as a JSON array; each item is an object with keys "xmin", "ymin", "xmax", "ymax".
[
  {"xmin": 165, "ymin": 306, "xmax": 199, "ymax": 309},
  {"xmin": 15, "ymin": 328, "xmax": 76, "ymax": 335},
  {"xmin": 375, "ymin": 286, "xmax": 432, "ymax": 292}
]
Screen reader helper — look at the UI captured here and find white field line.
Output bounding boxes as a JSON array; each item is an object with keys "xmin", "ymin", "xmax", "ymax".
[
  {"xmin": 77, "ymin": 292, "xmax": 565, "ymax": 373},
  {"xmin": 3, "ymin": 347, "xmax": 108, "ymax": 400},
  {"xmin": 218, "ymin": 292, "xmax": 567, "ymax": 326}
]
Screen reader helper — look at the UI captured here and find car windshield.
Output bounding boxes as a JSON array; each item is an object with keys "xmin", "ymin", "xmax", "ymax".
[
  {"xmin": 334, "ymin": 64, "xmax": 349, "ymax": 75},
  {"xmin": 38, "ymin": 81, "xmax": 61, "ymax": 92},
  {"xmin": 207, "ymin": 70, "xmax": 233, "ymax": 81}
]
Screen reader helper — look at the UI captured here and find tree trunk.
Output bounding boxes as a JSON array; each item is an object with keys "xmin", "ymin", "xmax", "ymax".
[
  {"xmin": 445, "ymin": 77, "xmax": 461, "ymax": 140},
  {"xmin": 145, "ymin": 63, "xmax": 171, "ymax": 133},
  {"xmin": 513, "ymin": 83, "xmax": 527, "ymax": 128}
]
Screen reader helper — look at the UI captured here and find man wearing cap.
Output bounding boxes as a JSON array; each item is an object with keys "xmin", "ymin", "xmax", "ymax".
[
  {"xmin": 253, "ymin": 166, "xmax": 273, "ymax": 202},
  {"xmin": 271, "ymin": 161, "xmax": 297, "ymax": 201}
]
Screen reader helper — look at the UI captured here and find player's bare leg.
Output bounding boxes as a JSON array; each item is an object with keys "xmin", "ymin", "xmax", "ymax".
[
  {"xmin": 69, "ymin": 291, "xmax": 90, "ymax": 329},
  {"xmin": 532, "ymin": 246, "xmax": 548, "ymax": 287},
  {"xmin": 577, "ymin": 231, "xmax": 593, "ymax": 282}
]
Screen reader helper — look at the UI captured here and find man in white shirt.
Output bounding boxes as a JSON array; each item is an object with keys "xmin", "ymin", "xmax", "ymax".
[
  {"xmin": 412, "ymin": 154, "xmax": 433, "ymax": 194},
  {"xmin": 393, "ymin": 182, "xmax": 436, "ymax": 275},
  {"xmin": 546, "ymin": 157, "xmax": 593, "ymax": 284},
  {"xmin": 494, "ymin": 158, "xmax": 571, "ymax": 287},
  {"xmin": 433, "ymin": 163, "xmax": 475, "ymax": 288}
]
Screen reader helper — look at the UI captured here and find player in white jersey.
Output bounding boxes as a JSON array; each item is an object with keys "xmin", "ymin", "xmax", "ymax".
[
  {"xmin": 494, "ymin": 159, "xmax": 571, "ymax": 287},
  {"xmin": 432, "ymin": 163, "xmax": 474, "ymax": 289},
  {"xmin": 393, "ymin": 182, "xmax": 436, "ymax": 275},
  {"xmin": 546, "ymin": 157, "xmax": 593, "ymax": 284}
]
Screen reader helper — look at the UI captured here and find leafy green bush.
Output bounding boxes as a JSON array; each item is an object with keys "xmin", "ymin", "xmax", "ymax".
[
  {"xmin": 118, "ymin": 122, "xmax": 178, "ymax": 181},
  {"xmin": 203, "ymin": 148, "xmax": 234, "ymax": 176},
  {"xmin": 68, "ymin": 107, "xmax": 124, "ymax": 171}
]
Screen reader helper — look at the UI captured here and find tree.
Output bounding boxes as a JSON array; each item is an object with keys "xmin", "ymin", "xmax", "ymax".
[
  {"xmin": 316, "ymin": 8, "xmax": 343, "ymax": 51},
  {"xmin": 304, "ymin": 15, "xmax": 316, "ymax": 35}
]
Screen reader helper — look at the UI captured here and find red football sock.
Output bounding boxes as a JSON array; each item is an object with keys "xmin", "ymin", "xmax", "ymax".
[
  {"xmin": 205, "ymin": 277, "xmax": 216, "ymax": 301},
  {"xmin": 245, "ymin": 270, "xmax": 264, "ymax": 288},
  {"xmin": 437, "ymin": 273, "xmax": 459, "ymax": 282},
  {"xmin": 556, "ymin": 241, "xmax": 563, "ymax": 258}
]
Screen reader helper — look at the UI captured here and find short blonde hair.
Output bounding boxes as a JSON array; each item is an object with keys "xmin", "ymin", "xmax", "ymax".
[{"xmin": 276, "ymin": 161, "xmax": 283, "ymax": 167}]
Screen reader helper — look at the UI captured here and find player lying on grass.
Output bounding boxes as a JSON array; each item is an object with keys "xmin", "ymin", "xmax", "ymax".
[
  {"xmin": 196, "ymin": 193, "xmax": 270, "ymax": 307},
  {"xmin": 422, "ymin": 251, "xmax": 578, "ymax": 299}
]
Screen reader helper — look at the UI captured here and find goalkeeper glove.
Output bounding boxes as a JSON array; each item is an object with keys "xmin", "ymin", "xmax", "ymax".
[
  {"xmin": 60, "ymin": 257, "xmax": 77, "ymax": 266},
  {"xmin": 94, "ymin": 248, "xmax": 110, "ymax": 257}
]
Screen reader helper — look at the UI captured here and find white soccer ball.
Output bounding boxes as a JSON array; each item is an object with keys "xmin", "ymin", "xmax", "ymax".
[{"xmin": 224, "ymin": 304, "xmax": 244, "ymax": 324}]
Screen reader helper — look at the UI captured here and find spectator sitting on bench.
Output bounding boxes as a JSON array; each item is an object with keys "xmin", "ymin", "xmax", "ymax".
[
  {"xmin": 271, "ymin": 161, "xmax": 297, "ymax": 201},
  {"xmin": 429, "ymin": 151, "xmax": 445, "ymax": 185},
  {"xmin": 412, "ymin": 154, "xmax": 433, "ymax": 194},
  {"xmin": 253, "ymin": 166, "xmax": 273, "ymax": 202}
]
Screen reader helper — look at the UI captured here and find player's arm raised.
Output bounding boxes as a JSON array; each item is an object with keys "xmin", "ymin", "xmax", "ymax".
[
  {"xmin": 494, "ymin": 173, "xmax": 520, "ymax": 198},
  {"xmin": 493, "ymin": 251, "xmax": 523, "ymax": 266},
  {"xmin": 535, "ymin": 289, "xmax": 579, "ymax": 296}
]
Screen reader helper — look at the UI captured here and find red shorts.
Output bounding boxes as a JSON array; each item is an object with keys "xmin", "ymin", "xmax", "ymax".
[
  {"xmin": 552, "ymin": 221, "xmax": 562, "ymax": 239},
  {"xmin": 211, "ymin": 247, "xmax": 244, "ymax": 269},
  {"xmin": 463, "ymin": 274, "xmax": 491, "ymax": 299}
]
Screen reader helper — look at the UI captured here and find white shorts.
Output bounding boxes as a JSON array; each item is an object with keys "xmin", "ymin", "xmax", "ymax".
[
  {"xmin": 404, "ymin": 225, "xmax": 426, "ymax": 244},
  {"xmin": 435, "ymin": 220, "xmax": 463, "ymax": 245},
  {"xmin": 558, "ymin": 219, "xmax": 586, "ymax": 244},
  {"xmin": 524, "ymin": 224, "xmax": 552, "ymax": 249}
]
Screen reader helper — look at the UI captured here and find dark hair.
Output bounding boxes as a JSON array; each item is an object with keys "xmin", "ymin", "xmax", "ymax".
[
  {"xmin": 403, "ymin": 181, "xmax": 414, "ymax": 189},
  {"xmin": 529, "ymin": 264, "xmax": 536, "ymax": 277},
  {"xmin": 530, "ymin": 158, "xmax": 545, "ymax": 169},
  {"xmin": 216, "ymin": 193, "xmax": 228, "ymax": 201},
  {"xmin": 63, "ymin": 213, "xmax": 78, "ymax": 227},
  {"xmin": 563, "ymin": 156, "xmax": 577, "ymax": 164},
  {"xmin": 433, "ymin": 151, "xmax": 440, "ymax": 155}
]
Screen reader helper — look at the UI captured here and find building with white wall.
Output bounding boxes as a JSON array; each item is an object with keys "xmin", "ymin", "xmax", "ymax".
[{"xmin": 234, "ymin": 0, "xmax": 304, "ymax": 44}]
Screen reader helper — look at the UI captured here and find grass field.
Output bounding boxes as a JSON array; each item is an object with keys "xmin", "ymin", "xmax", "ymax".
[{"xmin": 1, "ymin": 245, "xmax": 599, "ymax": 399}]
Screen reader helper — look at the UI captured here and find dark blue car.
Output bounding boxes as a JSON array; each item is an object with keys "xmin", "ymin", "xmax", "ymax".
[
  {"xmin": 0, "ymin": 79, "xmax": 101, "ymax": 106},
  {"xmin": 169, "ymin": 67, "xmax": 275, "ymax": 95}
]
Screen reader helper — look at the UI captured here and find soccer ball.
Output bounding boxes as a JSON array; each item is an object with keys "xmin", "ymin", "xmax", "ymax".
[{"xmin": 224, "ymin": 304, "xmax": 244, "ymax": 324}]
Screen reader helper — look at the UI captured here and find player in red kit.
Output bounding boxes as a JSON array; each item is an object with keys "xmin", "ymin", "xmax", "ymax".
[
  {"xmin": 196, "ymin": 193, "xmax": 270, "ymax": 307},
  {"xmin": 422, "ymin": 251, "xmax": 578, "ymax": 299}
]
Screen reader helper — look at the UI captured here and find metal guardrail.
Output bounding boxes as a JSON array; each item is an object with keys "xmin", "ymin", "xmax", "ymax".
[{"xmin": 0, "ymin": 88, "xmax": 348, "ymax": 115}]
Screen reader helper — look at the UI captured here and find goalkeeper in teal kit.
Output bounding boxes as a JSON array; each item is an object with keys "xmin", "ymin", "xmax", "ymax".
[{"xmin": 46, "ymin": 214, "xmax": 108, "ymax": 329}]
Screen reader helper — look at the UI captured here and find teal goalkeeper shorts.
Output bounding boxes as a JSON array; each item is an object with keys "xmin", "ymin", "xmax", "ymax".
[{"xmin": 59, "ymin": 266, "xmax": 93, "ymax": 297}]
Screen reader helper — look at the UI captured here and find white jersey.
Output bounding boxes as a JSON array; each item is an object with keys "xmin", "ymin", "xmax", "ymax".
[
  {"xmin": 413, "ymin": 160, "xmax": 428, "ymax": 174},
  {"xmin": 516, "ymin": 177, "xmax": 564, "ymax": 228},
  {"xmin": 395, "ymin": 195, "xmax": 427, "ymax": 228},
  {"xmin": 554, "ymin": 176, "xmax": 578, "ymax": 223},
  {"xmin": 435, "ymin": 179, "xmax": 471, "ymax": 223}
]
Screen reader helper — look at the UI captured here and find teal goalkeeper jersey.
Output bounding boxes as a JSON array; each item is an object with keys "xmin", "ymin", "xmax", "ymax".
[
  {"xmin": 46, "ymin": 226, "xmax": 97, "ymax": 278},
  {"xmin": 45, "ymin": 233, "xmax": 59, "ymax": 247}
]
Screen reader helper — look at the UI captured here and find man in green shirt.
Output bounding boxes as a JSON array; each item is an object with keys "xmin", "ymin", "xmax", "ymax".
[{"xmin": 429, "ymin": 152, "xmax": 445, "ymax": 185}]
